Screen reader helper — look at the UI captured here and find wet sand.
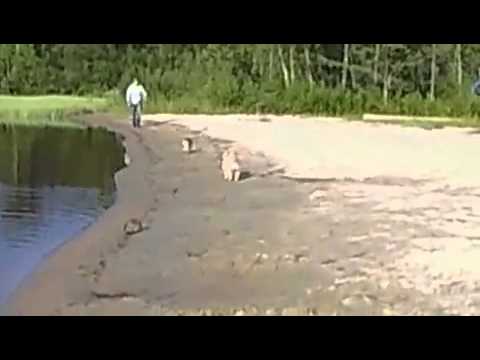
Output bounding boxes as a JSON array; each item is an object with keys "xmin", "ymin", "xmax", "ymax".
[{"xmin": 9, "ymin": 114, "xmax": 480, "ymax": 315}]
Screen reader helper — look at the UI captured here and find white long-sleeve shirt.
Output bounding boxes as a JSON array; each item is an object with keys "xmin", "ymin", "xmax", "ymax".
[{"xmin": 126, "ymin": 82, "xmax": 147, "ymax": 106}]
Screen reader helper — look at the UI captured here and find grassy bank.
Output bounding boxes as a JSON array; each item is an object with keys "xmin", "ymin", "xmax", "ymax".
[
  {"xmin": 132, "ymin": 84, "xmax": 480, "ymax": 126},
  {"xmin": 0, "ymin": 96, "xmax": 109, "ymax": 127},
  {"xmin": 4, "ymin": 88, "xmax": 480, "ymax": 131}
]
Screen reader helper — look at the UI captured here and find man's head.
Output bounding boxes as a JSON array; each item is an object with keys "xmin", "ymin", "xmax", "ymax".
[{"xmin": 132, "ymin": 78, "xmax": 139, "ymax": 85}]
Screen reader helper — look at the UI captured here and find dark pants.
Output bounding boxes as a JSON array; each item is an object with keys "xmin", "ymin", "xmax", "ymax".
[{"xmin": 130, "ymin": 104, "xmax": 142, "ymax": 128}]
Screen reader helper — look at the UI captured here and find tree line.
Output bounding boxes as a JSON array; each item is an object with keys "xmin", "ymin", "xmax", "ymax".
[{"xmin": 1, "ymin": 44, "xmax": 480, "ymax": 117}]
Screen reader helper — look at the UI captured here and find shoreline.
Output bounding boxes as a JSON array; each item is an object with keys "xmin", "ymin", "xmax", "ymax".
[
  {"xmin": 7, "ymin": 115, "xmax": 154, "ymax": 315},
  {"xmin": 9, "ymin": 113, "xmax": 480, "ymax": 315},
  {"xmin": 8, "ymin": 114, "xmax": 331, "ymax": 315}
]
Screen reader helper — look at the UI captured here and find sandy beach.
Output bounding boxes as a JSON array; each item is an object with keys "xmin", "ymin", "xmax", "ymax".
[{"xmin": 9, "ymin": 113, "xmax": 480, "ymax": 316}]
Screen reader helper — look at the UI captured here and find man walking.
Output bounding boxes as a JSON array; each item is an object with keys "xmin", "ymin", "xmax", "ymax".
[{"xmin": 126, "ymin": 78, "xmax": 148, "ymax": 128}]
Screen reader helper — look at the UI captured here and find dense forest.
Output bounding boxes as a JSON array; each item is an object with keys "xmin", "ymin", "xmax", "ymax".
[{"xmin": 2, "ymin": 44, "xmax": 480, "ymax": 117}]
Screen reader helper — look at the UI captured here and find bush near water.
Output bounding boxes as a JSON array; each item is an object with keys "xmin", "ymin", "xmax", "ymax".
[{"xmin": 1, "ymin": 44, "xmax": 480, "ymax": 121}]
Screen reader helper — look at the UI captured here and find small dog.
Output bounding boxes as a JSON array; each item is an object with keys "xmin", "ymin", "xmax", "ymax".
[
  {"xmin": 182, "ymin": 137, "xmax": 195, "ymax": 153},
  {"xmin": 221, "ymin": 149, "xmax": 241, "ymax": 182},
  {"xmin": 123, "ymin": 218, "xmax": 144, "ymax": 236}
]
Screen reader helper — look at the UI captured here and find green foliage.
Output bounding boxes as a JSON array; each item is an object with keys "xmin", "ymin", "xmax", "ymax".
[{"xmin": 2, "ymin": 44, "xmax": 480, "ymax": 121}]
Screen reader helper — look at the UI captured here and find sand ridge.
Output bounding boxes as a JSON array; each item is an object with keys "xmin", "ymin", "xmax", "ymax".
[{"xmin": 144, "ymin": 113, "xmax": 480, "ymax": 188}]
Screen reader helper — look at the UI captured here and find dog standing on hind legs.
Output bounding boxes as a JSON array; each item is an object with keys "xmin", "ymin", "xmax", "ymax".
[{"xmin": 221, "ymin": 149, "xmax": 242, "ymax": 182}]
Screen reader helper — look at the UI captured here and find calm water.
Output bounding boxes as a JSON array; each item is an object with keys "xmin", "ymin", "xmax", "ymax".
[{"xmin": 0, "ymin": 124, "xmax": 125, "ymax": 308}]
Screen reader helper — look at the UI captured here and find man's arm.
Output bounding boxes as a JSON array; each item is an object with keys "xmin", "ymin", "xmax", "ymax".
[
  {"xmin": 140, "ymin": 86, "xmax": 148, "ymax": 102},
  {"xmin": 125, "ymin": 85, "xmax": 132, "ymax": 105}
]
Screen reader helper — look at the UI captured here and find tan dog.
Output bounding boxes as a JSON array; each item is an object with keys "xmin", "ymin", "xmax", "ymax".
[{"xmin": 221, "ymin": 149, "xmax": 241, "ymax": 182}]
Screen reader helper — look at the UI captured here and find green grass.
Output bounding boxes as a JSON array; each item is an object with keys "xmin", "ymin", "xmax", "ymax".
[
  {"xmin": 0, "ymin": 95, "xmax": 109, "ymax": 127},
  {"xmin": 4, "ymin": 92, "xmax": 476, "ymax": 131}
]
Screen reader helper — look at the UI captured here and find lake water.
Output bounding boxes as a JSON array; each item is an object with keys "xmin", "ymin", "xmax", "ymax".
[{"xmin": 0, "ymin": 124, "xmax": 126, "ymax": 309}]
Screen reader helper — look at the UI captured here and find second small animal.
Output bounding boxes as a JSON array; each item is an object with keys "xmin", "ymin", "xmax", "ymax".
[{"xmin": 182, "ymin": 137, "xmax": 195, "ymax": 153}]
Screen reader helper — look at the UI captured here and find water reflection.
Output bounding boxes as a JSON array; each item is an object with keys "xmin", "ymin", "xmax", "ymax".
[{"xmin": 0, "ymin": 125, "xmax": 125, "ymax": 306}]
